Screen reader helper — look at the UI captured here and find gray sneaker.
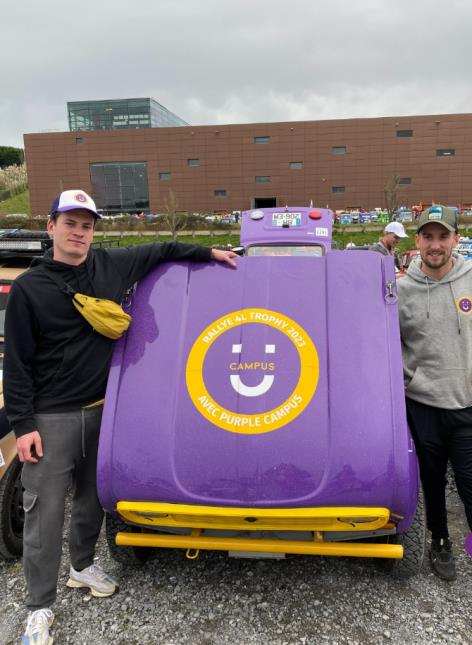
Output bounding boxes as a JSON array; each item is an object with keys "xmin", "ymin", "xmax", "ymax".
[
  {"xmin": 22, "ymin": 608, "xmax": 54, "ymax": 645},
  {"xmin": 66, "ymin": 563, "xmax": 118, "ymax": 597}
]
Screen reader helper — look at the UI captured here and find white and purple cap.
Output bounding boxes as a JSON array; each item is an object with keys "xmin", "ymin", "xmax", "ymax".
[{"xmin": 49, "ymin": 189, "xmax": 101, "ymax": 219}]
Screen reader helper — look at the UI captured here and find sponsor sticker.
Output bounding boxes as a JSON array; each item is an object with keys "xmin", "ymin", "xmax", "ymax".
[
  {"xmin": 186, "ymin": 308, "xmax": 319, "ymax": 434},
  {"xmin": 456, "ymin": 296, "xmax": 472, "ymax": 314}
]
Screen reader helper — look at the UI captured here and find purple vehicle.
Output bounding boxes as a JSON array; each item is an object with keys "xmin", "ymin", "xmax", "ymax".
[{"xmin": 98, "ymin": 206, "xmax": 425, "ymax": 577}]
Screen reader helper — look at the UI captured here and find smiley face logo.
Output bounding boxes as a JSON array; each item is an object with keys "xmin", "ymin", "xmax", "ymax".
[
  {"xmin": 457, "ymin": 297, "xmax": 472, "ymax": 314},
  {"xmin": 230, "ymin": 344, "xmax": 275, "ymax": 397},
  {"xmin": 74, "ymin": 192, "xmax": 88, "ymax": 203}
]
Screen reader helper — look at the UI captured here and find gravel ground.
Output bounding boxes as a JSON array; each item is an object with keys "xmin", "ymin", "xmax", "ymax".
[{"xmin": 1, "ymin": 487, "xmax": 471, "ymax": 645}]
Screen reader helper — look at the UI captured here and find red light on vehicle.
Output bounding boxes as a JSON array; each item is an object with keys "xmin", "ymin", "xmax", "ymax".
[
  {"xmin": 308, "ymin": 210, "xmax": 322, "ymax": 220},
  {"xmin": 0, "ymin": 285, "xmax": 11, "ymax": 293}
]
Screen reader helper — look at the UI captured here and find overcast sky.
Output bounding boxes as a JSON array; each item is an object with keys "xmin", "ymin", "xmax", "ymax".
[{"xmin": 2, "ymin": 0, "xmax": 471, "ymax": 148}]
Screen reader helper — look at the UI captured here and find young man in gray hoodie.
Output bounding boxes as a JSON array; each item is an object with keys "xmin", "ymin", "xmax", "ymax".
[{"xmin": 397, "ymin": 205, "xmax": 472, "ymax": 580}]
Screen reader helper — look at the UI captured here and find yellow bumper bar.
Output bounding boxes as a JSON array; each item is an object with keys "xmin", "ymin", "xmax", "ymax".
[
  {"xmin": 116, "ymin": 531, "xmax": 403, "ymax": 559},
  {"xmin": 117, "ymin": 501, "xmax": 391, "ymax": 532}
]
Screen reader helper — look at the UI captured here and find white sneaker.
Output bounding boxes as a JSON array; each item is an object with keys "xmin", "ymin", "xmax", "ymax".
[
  {"xmin": 66, "ymin": 563, "xmax": 117, "ymax": 597},
  {"xmin": 22, "ymin": 608, "xmax": 54, "ymax": 645}
]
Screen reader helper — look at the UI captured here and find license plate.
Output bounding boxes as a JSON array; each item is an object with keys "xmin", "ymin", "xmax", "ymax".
[{"xmin": 272, "ymin": 212, "xmax": 302, "ymax": 227}]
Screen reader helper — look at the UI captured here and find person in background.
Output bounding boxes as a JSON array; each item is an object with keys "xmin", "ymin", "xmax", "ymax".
[
  {"xmin": 397, "ymin": 204, "xmax": 472, "ymax": 581},
  {"xmin": 4, "ymin": 189, "xmax": 237, "ymax": 645},
  {"xmin": 370, "ymin": 221, "xmax": 408, "ymax": 269}
]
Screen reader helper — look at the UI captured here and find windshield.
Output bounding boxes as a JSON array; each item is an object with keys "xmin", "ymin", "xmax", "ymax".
[{"xmin": 247, "ymin": 245, "xmax": 324, "ymax": 257}]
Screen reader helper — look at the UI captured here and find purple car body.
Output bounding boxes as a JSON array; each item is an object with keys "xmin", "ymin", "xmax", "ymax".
[{"xmin": 98, "ymin": 207, "xmax": 422, "ymax": 571}]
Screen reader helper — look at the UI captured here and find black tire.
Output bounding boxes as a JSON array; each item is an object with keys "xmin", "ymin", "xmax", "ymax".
[
  {"xmin": 380, "ymin": 491, "xmax": 426, "ymax": 579},
  {"xmin": 0, "ymin": 456, "xmax": 24, "ymax": 559},
  {"xmin": 105, "ymin": 512, "xmax": 155, "ymax": 566}
]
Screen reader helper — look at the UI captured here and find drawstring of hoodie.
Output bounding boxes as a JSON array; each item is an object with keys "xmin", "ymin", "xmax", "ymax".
[
  {"xmin": 450, "ymin": 282, "xmax": 462, "ymax": 334},
  {"xmin": 425, "ymin": 276, "xmax": 431, "ymax": 319}
]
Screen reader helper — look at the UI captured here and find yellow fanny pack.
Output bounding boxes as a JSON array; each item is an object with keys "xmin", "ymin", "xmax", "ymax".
[
  {"xmin": 45, "ymin": 271, "xmax": 132, "ymax": 340},
  {"xmin": 71, "ymin": 293, "xmax": 131, "ymax": 339}
]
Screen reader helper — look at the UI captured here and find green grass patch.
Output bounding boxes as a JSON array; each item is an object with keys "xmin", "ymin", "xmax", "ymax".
[
  {"xmin": 102, "ymin": 230, "xmax": 415, "ymax": 252},
  {"xmin": 104, "ymin": 233, "xmax": 241, "ymax": 249},
  {"xmin": 0, "ymin": 189, "xmax": 30, "ymax": 215}
]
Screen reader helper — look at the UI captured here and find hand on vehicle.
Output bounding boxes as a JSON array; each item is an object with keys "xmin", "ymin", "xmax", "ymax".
[
  {"xmin": 211, "ymin": 248, "xmax": 238, "ymax": 267},
  {"xmin": 16, "ymin": 431, "xmax": 43, "ymax": 463}
]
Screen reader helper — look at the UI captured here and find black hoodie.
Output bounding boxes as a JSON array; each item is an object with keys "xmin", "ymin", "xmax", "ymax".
[{"xmin": 4, "ymin": 240, "xmax": 212, "ymax": 437}]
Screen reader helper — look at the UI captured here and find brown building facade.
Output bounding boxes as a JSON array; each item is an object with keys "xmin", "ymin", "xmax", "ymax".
[{"xmin": 24, "ymin": 112, "xmax": 472, "ymax": 215}]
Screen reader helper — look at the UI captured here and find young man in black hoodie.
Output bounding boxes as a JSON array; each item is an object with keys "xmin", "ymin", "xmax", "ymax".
[{"xmin": 4, "ymin": 189, "xmax": 237, "ymax": 644}]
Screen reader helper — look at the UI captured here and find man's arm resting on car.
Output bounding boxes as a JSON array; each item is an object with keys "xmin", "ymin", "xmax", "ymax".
[{"xmin": 210, "ymin": 248, "xmax": 238, "ymax": 267}]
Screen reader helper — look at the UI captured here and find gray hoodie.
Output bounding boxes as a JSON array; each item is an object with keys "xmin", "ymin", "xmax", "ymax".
[{"xmin": 397, "ymin": 252, "xmax": 472, "ymax": 409}]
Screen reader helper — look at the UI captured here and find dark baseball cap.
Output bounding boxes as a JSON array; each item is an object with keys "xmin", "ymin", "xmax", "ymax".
[{"xmin": 417, "ymin": 205, "xmax": 457, "ymax": 233}]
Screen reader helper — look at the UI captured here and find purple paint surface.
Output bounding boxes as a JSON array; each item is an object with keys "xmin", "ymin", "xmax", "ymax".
[
  {"xmin": 465, "ymin": 532, "xmax": 472, "ymax": 557},
  {"xmin": 97, "ymin": 244, "xmax": 418, "ymax": 532}
]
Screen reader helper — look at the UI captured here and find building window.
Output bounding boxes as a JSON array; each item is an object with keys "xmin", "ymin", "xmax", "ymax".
[
  {"xmin": 332, "ymin": 146, "xmax": 346, "ymax": 155},
  {"xmin": 90, "ymin": 161, "xmax": 149, "ymax": 214},
  {"xmin": 436, "ymin": 149, "xmax": 455, "ymax": 156},
  {"xmin": 396, "ymin": 130, "xmax": 413, "ymax": 138},
  {"xmin": 187, "ymin": 158, "xmax": 200, "ymax": 166},
  {"xmin": 399, "ymin": 177, "xmax": 412, "ymax": 184},
  {"xmin": 289, "ymin": 161, "xmax": 303, "ymax": 169},
  {"xmin": 255, "ymin": 176, "xmax": 271, "ymax": 183},
  {"xmin": 214, "ymin": 190, "xmax": 227, "ymax": 197},
  {"xmin": 332, "ymin": 186, "xmax": 345, "ymax": 193},
  {"xmin": 75, "ymin": 137, "xmax": 84, "ymax": 144},
  {"xmin": 159, "ymin": 172, "xmax": 172, "ymax": 181},
  {"xmin": 254, "ymin": 136, "xmax": 270, "ymax": 144}
]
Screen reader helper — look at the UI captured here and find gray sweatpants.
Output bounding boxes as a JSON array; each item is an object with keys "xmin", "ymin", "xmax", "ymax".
[{"xmin": 21, "ymin": 406, "xmax": 104, "ymax": 610}]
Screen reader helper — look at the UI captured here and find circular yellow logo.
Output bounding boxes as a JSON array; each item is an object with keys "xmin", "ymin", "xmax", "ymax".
[
  {"xmin": 456, "ymin": 296, "xmax": 472, "ymax": 314},
  {"xmin": 186, "ymin": 308, "xmax": 319, "ymax": 434}
]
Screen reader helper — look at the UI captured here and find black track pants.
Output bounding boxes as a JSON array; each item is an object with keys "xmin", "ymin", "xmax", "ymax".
[{"xmin": 406, "ymin": 397, "xmax": 472, "ymax": 539}]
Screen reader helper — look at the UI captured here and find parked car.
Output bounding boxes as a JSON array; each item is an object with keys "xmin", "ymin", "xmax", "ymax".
[
  {"xmin": 0, "ymin": 262, "xmax": 29, "ymax": 560},
  {"xmin": 0, "ymin": 230, "xmax": 54, "ymax": 559},
  {"xmin": 339, "ymin": 214, "xmax": 353, "ymax": 225},
  {"xmin": 457, "ymin": 237, "xmax": 472, "ymax": 260},
  {"xmin": 395, "ymin": 210, "xmax": 413, "ymax": 223},
  {"xmin": 220, "ymin": 215, "xmax": 236, "ymax": 225},
  {"xmin": 99, "ymin": 206, "xmax": 424, "ymax": 578},
  {"xmin": 374, "ymin": 209, "xmax": 390, "ymax": 225},
  {"xmin": 350, "ymin": 211, "xmax": 360, "ymax": 223},
  {"xmin": 397, "ymin": 249, "xmax": 420, "ymax": 276}
]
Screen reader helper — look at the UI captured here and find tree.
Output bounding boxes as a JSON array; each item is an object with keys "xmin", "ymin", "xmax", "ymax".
[
  {"xmin": 161, "ymin": 189, "xmax": 188, "ymax": 240},
  {"xmin": 0, "ymin": 147, "xmax": 24, "ymax": 169},
  {"xmin": 384, "ymin": 174, "xmax": 401, "ymax": 216}
]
